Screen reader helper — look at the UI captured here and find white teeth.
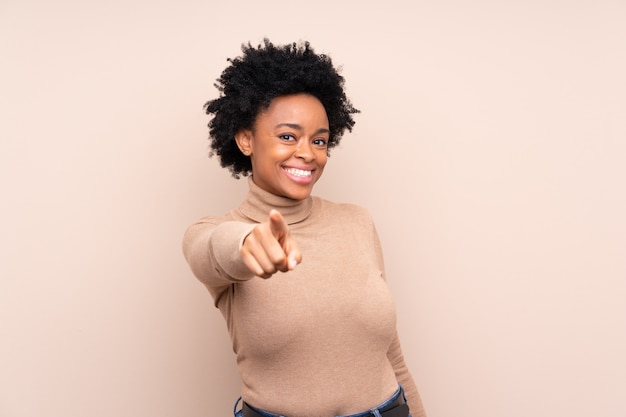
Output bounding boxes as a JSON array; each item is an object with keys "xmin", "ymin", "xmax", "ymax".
[{"xmin": 285, "ymin": 167, "xmax": 312, "ymax": 177}]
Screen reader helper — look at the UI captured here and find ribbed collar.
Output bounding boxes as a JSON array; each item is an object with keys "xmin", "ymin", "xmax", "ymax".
[{"xmin": 236, "ymin": 177, "xmax": 314, "ymax": 225}]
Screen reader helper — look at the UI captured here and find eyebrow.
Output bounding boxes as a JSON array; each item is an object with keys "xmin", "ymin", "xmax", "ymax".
[{"xmin": 276, "ymin": 123, "xmax": 330, "ymax": 135}]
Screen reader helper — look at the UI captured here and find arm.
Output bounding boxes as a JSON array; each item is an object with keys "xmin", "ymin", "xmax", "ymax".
[
  {"xmin": 387, "ymin": 331, "xmax": 427, "ymax": 417},
  {"xmin": 182, "ymin": 217, "xmax": 257, "ymax": 305},
  {"xmin": 368, "ymin": 214, "xmax": 427, "ymax": 416},
  {"xmin": 182, "ymin": 210, "xmax": 302, "ymax": 305}
]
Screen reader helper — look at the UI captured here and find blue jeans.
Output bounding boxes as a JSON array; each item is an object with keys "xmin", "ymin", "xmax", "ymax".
[{"xmin": 233, "ymin": 385, "xmax": 411, "ymax": 417}]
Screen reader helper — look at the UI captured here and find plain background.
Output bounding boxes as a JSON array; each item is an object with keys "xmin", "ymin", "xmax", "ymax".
[{"xmin": 1, "ymin": 1, "xmax": 625, "ymax": 416}]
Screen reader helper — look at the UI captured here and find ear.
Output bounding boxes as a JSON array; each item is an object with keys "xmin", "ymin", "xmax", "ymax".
[{"xmin": 235, "ymin": 129, "xmax": 253, "ymax": 156}]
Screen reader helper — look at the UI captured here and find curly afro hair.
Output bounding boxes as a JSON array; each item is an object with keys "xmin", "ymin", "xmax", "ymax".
[{"xmin": 204, "ymin": 39, "xmax": 359, "ymax": 178}]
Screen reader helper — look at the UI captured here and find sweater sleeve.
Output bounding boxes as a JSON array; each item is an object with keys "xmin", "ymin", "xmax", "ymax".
[
  {"xmin": 387, "ymin": 331, "xmax": 427, "ymax": 417},
  {"xmin": 182, "ymin": 217, "xmax": 256, "ymax": 305},
  {"xmin": 368, "ymin": 214, "xmax": 427, "ymax": 416}
]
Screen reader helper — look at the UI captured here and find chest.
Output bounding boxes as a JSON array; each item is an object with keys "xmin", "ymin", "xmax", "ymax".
[{"xmin": 231, "ymin": 223, "xmax": 397, "ymax": 353}]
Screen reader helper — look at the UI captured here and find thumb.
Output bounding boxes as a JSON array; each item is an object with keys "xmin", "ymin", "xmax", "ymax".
[{"xmin": 285, "ymin": 241, "xmax": 302, "ymax": 270}]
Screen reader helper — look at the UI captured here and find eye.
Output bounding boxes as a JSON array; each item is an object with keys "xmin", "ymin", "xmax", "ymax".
[
  {"xmin": 278, "ymin": 134, "xmax": 296, "ymax": 141},
  {"xmin": 313, "ymin": 138, "xmax": 328, "ymax": 147}
]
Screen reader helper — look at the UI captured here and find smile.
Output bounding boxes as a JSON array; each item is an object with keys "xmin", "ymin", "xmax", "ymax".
[{"xmin": 283, "ymin": 167, "xmax": 312, "ymax": 178}]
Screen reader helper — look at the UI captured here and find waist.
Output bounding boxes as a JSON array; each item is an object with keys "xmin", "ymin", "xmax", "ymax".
[{"xmin": 241, "ymin": 385, "xmax": 409, "ymax": 417}]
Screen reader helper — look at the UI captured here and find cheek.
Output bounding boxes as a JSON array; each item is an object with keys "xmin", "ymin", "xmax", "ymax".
[
  {"xmin": 317, "ymin": 153, "xmax": 328, "ymax": 169},
  {"xmin": 255, "ymin": 145, "xmax": 291, "ymax": 165},
  {"xmin": 269, "ymin": 145, "xmax": 295, "ymax": 160}
]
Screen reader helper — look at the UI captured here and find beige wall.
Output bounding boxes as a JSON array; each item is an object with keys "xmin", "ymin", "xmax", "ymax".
[{"xmin": 1, "ymin": 1, "xmax": 625, "ymax": 416}]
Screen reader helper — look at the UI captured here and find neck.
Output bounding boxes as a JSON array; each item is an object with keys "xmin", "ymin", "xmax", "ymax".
[{"xmin": 237, "ymin": 177, "xmax": 314, "ymax": 225}]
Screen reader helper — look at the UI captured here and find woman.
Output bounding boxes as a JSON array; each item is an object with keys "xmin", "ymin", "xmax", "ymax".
[{"xmin": 183, "ymin": 39, "xmax": 426, "ymax": 417}]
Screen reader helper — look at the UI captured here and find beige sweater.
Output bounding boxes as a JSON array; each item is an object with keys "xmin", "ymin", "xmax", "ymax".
[{"xmin": 183, "ymin": 179, "xmax": 426, "ymax": 417}]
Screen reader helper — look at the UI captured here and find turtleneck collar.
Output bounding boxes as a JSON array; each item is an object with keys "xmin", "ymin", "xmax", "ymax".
[{"xmin": 236, "ymin": 177, "xmax": 314, "ymax": 225}]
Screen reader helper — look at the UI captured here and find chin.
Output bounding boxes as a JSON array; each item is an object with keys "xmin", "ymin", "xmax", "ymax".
[
  {"xmin": 282, "ymin": 186, "xmax": 314, "ymax": 200},
  {"xmin": 285, "ymin": 191, "xmax": 311, "ymax": 201}
]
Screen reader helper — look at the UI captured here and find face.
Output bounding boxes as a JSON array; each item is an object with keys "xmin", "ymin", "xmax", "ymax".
[{"xmin": 236, "ymin": 94, "xmax": 330, "ymax": 200}]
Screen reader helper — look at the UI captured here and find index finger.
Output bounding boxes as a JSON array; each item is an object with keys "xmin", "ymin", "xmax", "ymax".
[{"xmin": 269, "ymin": 209, "xmax": 289, "ymax": 240}]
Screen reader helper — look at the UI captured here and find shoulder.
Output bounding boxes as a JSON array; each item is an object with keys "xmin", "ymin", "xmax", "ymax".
[
  {"xmin": 186, "ymin": 213, "xmax": 231, "ymax": 228},
  {"xmin": 183, "ymin": 210, "xmax": 240, "ymax": 238}
]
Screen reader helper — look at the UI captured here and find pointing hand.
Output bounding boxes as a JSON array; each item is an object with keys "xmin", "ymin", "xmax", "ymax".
[{"xmin": 240, "ymin": 210, "xmax": 302, "ymax": 278}]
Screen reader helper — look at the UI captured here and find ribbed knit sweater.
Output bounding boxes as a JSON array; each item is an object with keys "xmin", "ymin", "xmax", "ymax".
[{"xmin": 183, "ymin": 178, "xmax": 426, "ymax": 417}]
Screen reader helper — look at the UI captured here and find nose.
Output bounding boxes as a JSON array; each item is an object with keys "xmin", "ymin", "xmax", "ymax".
[{"xmin": 294, "ymin": 139, "xmax": 315, "ymax": 162}]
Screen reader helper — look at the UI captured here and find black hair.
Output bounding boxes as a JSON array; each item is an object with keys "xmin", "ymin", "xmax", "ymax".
[{"xmin": 204, "ymin": 39, "xmax": 359, "ymax": 177}]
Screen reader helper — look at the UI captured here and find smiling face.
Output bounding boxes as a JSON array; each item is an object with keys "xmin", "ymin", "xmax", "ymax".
[{"xmin": 235, "ymin": 94, "xmax": 330, "ymax": 200}]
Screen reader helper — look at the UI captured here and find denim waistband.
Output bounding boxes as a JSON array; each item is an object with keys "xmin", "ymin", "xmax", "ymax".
[{"xmin": 234, "ymin": 385, "xmax": 406, "ymax": 417}]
